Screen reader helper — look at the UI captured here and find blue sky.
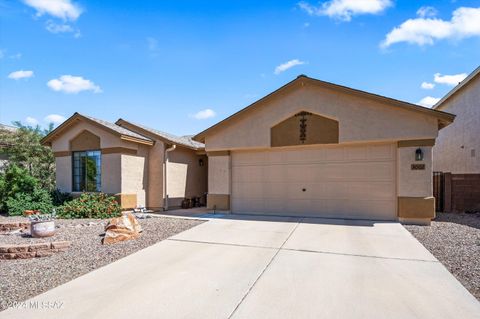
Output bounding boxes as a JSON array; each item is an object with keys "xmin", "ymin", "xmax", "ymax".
[{"xmin": 1, "ymin": 0, "xmax": 479, "ymax": 136}]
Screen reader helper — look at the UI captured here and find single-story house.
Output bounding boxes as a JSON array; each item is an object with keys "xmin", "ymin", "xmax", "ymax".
[
  {"xmin": 433, "ymin": 66, "xmax": 480, "ymax": 212},
  {"xmin": 41, "ymin": 113, "xmax": 207, "ymax": 210},
  {"xmin": 42, "ymin": 75, "xmax": 455, "ymax": 224},
  {"xmin": 194, "ymin": 75, "xmax": 454, "ymax": 224}
]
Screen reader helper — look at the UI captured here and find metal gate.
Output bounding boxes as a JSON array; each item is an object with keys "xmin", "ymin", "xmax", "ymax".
[{"xmin": 433, "ymin": 172, "xmax": 444, "ymax": 212}]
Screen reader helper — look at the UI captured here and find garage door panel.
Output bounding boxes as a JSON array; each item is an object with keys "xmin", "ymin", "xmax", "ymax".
[{"xmin": 231, "ymin": 143, "xmax": 396, "ymax": 220}]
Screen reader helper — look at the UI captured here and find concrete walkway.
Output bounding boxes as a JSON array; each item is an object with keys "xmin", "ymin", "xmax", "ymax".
[{"xmin": 3, "ymin": 215, "xmax": 480, "ymax": 319}]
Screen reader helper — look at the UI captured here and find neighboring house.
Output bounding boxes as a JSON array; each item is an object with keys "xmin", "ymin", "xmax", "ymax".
[
  {"xmin": 193, "ymin": 75, "xmax": 454, "ymax": 225},
  {"xmin": 43, "ymin": 75, "xmax": 455, "ymax": 224},
  {"xmin": 41, "ymin": 113, "xmax": 207, "ymax": 210},
  {"xmin": 433, "ymin": 66, "xmax": 480, "ymax": 212},
  {"xmin": 0, "ymin": 123, "xmax": 17, "ymax": 170}
]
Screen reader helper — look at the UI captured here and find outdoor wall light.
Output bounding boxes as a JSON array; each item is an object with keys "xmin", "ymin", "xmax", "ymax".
[
  {"xmin": 415, "ymin": 148, "xmax": 424, "ymax": 161},
  {"xmin": 199, "ymin": 158, "xmax": 204, "ymax": 167}
]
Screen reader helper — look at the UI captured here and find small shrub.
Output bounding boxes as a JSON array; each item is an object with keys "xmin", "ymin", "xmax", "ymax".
[
  {"xmin": 0, "ymin": 164, "xmax": 38, "ymax": 212},
  {"xmin": 51, "ymin": 189, "xmax": 73, "ymax": 206},
  {"xmin": 57, "ymin": 193, "xmax": 122, "ymax": 219},
  {"xmin": 6, "ymin": 187, "xmax": 54, "ymax": 216}
]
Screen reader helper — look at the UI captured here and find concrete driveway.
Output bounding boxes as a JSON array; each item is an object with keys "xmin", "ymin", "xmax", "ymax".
[{"xmin": 3, "ymin": 215, "xmax": 480, "ymax": 319}]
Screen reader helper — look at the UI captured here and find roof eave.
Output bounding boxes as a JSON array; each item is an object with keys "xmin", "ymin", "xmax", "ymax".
[
  {"xmin": 116, "ymin": 119, "xmax": 204, "ymax": 151},
  {"xmin": 41, "ymin": 113, "xmax": 153, "ymax": 146}
]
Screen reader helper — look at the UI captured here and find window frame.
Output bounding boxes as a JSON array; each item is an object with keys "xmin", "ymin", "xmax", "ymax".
[{"xmin": 71, "ymin": 149, "xmax": 102, "ymax": 192}]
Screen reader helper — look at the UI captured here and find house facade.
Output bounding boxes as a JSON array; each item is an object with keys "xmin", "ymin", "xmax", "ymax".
[
  {"xmin": 44, "ymin": 76, "xmax": 455, "ymax": 224},
  {"xmin": 194, "ymin": 75, "xmax": 454, "ymax": 224},
  {"xmin": 41, "ymin": 113, "xmax": 207, "ymax": 210},
  {"xmin": 433, "ymin": 66, "xmax": 480, "ymax": 212}
]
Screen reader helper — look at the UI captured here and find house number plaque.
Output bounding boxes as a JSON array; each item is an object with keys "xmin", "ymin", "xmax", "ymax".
[{"xmin": 411, "ymin": 164, "xmax": 425, "ymax": 170}]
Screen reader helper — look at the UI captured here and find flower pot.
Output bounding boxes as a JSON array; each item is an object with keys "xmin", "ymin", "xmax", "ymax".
[{"xmin": 30, "ymin": 221, "xmax": 55, "ymax": 238}]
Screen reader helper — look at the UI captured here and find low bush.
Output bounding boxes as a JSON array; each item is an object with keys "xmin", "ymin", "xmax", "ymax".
[
  {"xmin": 57, "ymin": 193, "xmax": 122, "ymax": 219},
  {"xmin": 6, "ymin": 187, "xmax": 54, "ymax": 216},
  {"xmin": 51, "ymin": 189, "xmax": 73, "ymax": 206},
  {"xmin": 0, "ymin": 164, "xmax": 38, "ymax": 213}
]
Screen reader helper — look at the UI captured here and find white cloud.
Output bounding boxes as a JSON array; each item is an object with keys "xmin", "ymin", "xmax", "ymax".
[
  {"xmin": 8, "ymin": 70, "xmax": 34, "ymax": 80},
  {"xmin": 418, "ymin": 96, "xmax": 440, "ymax": 107},
  {"xmin": 274, "ymin": 59, "xmax": 306, "ymax": 75},
  {"xmin": 434, "ymin": 72, "xmax": 467, "ymax": 86},
  {"xmin": 421, "ymin": 82, "xmax": 435, "ymax": 89},
  {"xmin": 23, "ymin": 0, "xmax": 82, "ymax": 21},
  {"xmin": 44, "ymin": 114, "xmax": 66, "ymax": 124},
  {"xmin": 416, "ymin": 6, "xmax": 437, "ymax": 18},
  {"xmin": 25, "ymin": 117, "xmax": 39, "ymax": 126},
  {"xmin": 191, "ymin": 109, "xmax": 216, "ymax": 120},
  {"xmin": 381, "ymin": 6, "xmax": 480, "ymax": 48},
  {"xmin": 45, "ymin": 20, "xmax": 74, "ymax": 33},
  {"xmin": 9, "ymin": 53, "xmax": 22, "ymax": 59},
  {"xmin": 298, "ymin": 0, "xmax": 392, "ymax": 21},
  {"xmin": 47, "ymin": 75, "xmax": 102, "ymax": 94}
]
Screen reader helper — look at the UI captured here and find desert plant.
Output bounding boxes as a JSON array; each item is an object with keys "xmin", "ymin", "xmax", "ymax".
[
  {"xmin": 5, "ymin": 187, "xmax": 54, "ymax": 216},
  {"xmin": 0, "ymin": 122, "xmax": 55, "ymax": 191},
  {"xmin": 0, "ymin": 164, "xmax": 39, "ymax": 213},
  {"xmin": 57, "ymin": 193, "xmax": 122, "ymax": 219}
]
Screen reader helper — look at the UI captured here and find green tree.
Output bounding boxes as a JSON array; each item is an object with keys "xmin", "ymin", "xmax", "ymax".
[{"xmin": 0, "ymin": 122, "xmax": 55, "ymax": 191}]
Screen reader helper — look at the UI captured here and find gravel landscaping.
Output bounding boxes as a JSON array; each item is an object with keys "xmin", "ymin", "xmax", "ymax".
[
  {"xmin": 405, "ymin": 212, "xmax": 480, "ymax": 301},
  {"xmin": 0, "ymin": 216, "xmax": 203, "ymax": 311}
]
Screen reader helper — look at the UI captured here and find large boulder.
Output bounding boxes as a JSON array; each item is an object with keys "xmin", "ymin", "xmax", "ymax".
[{"xmin": 103, "ymin": 213, "xmax": 142, "ymax": 245}]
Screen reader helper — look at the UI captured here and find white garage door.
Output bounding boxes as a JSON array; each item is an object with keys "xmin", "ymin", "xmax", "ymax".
[{"xmin": 231, "ymin": 143, "xmax": 397, "ymax": 220}]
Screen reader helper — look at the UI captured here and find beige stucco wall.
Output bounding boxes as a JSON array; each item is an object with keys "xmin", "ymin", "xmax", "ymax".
[
  {"xmin": 102, "ymin": 153, "xmax": 122, "ymax": 194},
  {"xmin": 167, "ymin": 146, "xmax": 208, "ymax": 208},
  {"xmin": 146, "ymin": 142, "xmax": 164, "ymax": 210},
  {"xmin": 433, "ymin": 76, "xmax": 480, "ymax": 173},
  {"xmin": 208, "ymin": 155, "xmax": 230, "ymax": 195},
  {"xmin": 397, "ymin": 146, "xmax": 433, "ymax": 197},
  {"xmin": 55, "ymin": 156, "xmax": 72, "ymax": 192},
  {"xmin": 121, "ymin": 144, "xmax": 149, "ymax": 207},
  {"xmin": 204, "ymin": 84, "xmax": 439, "ymax": 151}
]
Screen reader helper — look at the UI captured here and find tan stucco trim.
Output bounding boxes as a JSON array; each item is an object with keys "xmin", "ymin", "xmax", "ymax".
[
  {"xmin": 120, "ymin": 135, "xmax": 153, "ymax": 145},
  {"xmin": 398, "ymin": 139, "xmax": 435, "ymax": 147},
  {"xmin": 207, "ymin": 151, "xmax": 230, "ymax": 156},
  {"xmin": 53, "ymin": 151, "xmax": 71, "ymax": 157},
  {"xmin": 114, "ymin": 193, "xmax": 137, "ymax": 210},
  {"xmin": 193, "ymin": 75, "xmax": 455, "ymax": 142},
  {"xmin": 207, "ymin": 194, "xmax": 230, "ymax": 210},
  {"xmin": 398, "ymin": 196, "xmax": 435, "ymax": 219},
  {"xmin": 101, "ymin": 147, "xmax": 138, "ymax": 155}
]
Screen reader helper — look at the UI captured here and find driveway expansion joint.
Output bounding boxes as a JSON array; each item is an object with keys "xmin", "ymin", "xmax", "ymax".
[{"xmin": 227, "ymin": 218, "xmax": 304, "ymax": 319}]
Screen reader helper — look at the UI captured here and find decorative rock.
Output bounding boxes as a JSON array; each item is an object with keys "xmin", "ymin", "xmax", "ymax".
[
  {"xmin": 103, "ymin": 213, "xmax": 142, "ymax": 245},
  {"xmin": 51, "ymin": 241, "xmax": 71, "ymax": 249},
  {"xmin": 35, "ymin": 250, "xmax": 54, "ymax": 257},
  {"xmin": 8, "ymin": 244, "xmax": 29, "ymax": 253},
  {"xmin": 28, "ymin": 243, "xmax": 50, "ymax": 251}
]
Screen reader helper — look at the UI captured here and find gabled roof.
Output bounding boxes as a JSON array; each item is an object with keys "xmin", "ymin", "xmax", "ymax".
[
  {"xmin": 193, "ymin": 75, "xmax": 455, "ymax": 142},
  {"xmin": 116, "ymin": 119, "xmax": 204, "ymax": 150},
  {"xmin": 41, "ymin": 113, "xmax": 154, "ymax": 146},
  {"xmin": 434, "ymin": 65, "xmax": 480, "ymax": 110}
]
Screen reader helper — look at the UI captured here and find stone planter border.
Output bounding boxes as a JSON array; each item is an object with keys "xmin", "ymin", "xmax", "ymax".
[{"xmin": 0, "ymin": 241, "xmax": 71, "ymax": 260}]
